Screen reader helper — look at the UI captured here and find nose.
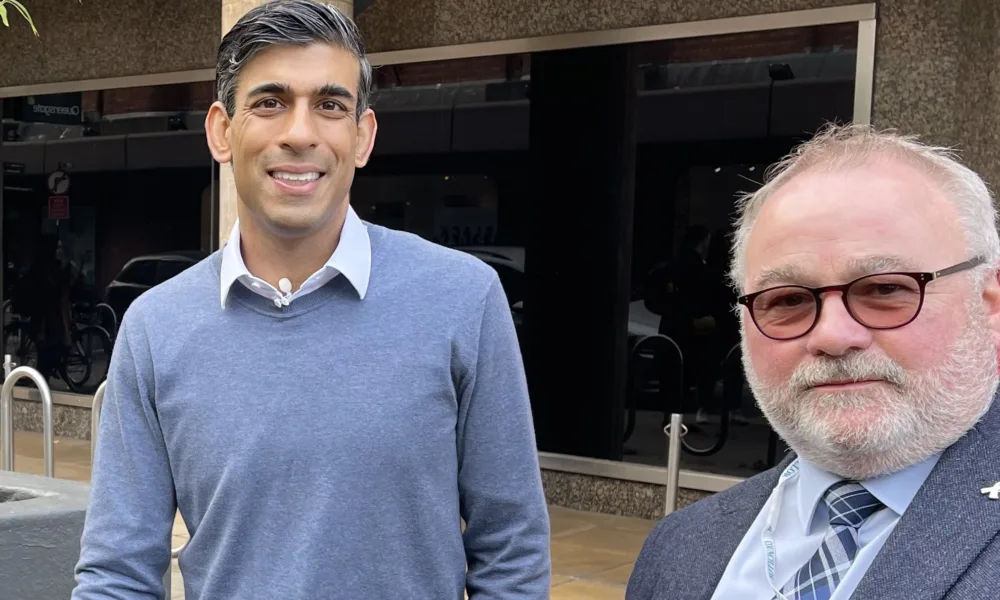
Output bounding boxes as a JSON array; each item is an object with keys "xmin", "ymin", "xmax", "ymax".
[
  {"xmin": 278, "ymin": 101, "xmax": 319, "ymax": 152},
  {"xmin": 804, "ymin": 292, "xmax": 873, "ymax": 357}
]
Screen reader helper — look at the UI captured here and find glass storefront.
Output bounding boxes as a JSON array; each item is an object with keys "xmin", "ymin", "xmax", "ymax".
[
  {"xmin": 1, "ymin": 82, "xmax": 216, "ymax": 393},
  {"xmin": 0, "ymin": 21, "xmax": 863, "ymax": 480},
  {"xmin": 356, "ymin": 23, "xmax": 860, "ymax": 478}
]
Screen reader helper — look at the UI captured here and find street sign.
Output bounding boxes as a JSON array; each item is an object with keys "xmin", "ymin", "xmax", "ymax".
[
  {"xmin": 47, "ymin": 170, "xmax": 70, "ymax": 195},
  {"xmin": 18, "ymin": 93, "xmax": 83, "ymax": 126},
  {"xmin": 48, "ymin": 196, "xmax": 70, "ymax": 220}
]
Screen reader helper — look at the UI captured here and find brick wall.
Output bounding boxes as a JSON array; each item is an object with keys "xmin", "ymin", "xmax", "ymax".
[
  {"xmin": 376, "ymin": 22, "xmax": 856, "ymax": 88},
  {"xmin": 81, "ymin": 82, "xmax": 215, "ymax": 116},
  {"xmin": 374, "ymin": 54, "xmax": 529, "ymax": 87},
  {"xmin": 641, "ymin": 22, "xmax": 857, "ymax": 63}
]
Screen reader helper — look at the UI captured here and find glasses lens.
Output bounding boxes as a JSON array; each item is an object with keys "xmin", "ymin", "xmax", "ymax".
[
  {"xmin": 751, "ymin": 286, "xmax": 817, "ymax": 339},
  {"xmin": 847, "ymin": 273, "xmax": 922, "ymax": 328}
]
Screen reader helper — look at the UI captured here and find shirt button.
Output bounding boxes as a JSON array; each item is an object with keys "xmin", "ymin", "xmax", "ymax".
[{"xmin": 273, "ymin": 298, "xmax": 282, "ymax": 308}]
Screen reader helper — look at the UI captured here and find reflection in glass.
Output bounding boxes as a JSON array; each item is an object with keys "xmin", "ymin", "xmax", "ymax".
[
  {"xmin": 316, "ymin": 23, "xmax": 860, "ymax": 478},
  {"xmin": 2, "ymin": 82, "xmax": 215, "ymax": 393}
]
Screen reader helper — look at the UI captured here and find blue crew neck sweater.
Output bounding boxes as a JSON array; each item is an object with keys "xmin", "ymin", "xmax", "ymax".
[{"xmin": 72, "ymin": 223, "xmax": 551, "ymax": 600}]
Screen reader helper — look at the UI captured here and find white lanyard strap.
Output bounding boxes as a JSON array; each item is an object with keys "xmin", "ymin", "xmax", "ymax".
[{"xmin": 761, "ymin": 459, "xmax": 801, "ymax": 600}]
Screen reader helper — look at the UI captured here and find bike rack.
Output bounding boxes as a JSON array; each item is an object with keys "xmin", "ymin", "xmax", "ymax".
[
  {"xmin": 95, "ymin": 303, "xmax": 118, "ymax": 340},
  {"xmin": 663, "ymin": 413, "xmax": 687, "ymax": 515},
  {"xmin": 1, "ymin": 356, "xmax": 56, "ymax": 477},
  {"xmin": 624, "ymin": 334, "xmax": 683, "ymax": 444},
  {"xmin": 90, "ymin": 379, "xmax": 186, "ymax": 596}
]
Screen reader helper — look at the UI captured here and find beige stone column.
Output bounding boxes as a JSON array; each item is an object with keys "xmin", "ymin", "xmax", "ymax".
[{"xmin": 218, "ymin": 0, "xmax": 354, "ymax": 248}]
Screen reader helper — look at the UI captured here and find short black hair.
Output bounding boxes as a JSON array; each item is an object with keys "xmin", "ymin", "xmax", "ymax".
[{"xmin": 215, "ymin": 0, "xmax": 372, "ymax": 120}]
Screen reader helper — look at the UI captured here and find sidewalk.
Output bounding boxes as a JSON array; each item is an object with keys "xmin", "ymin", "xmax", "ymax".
[{"xmin": 12, "ymin": 430, "xmax": 657, "ymax": 599}]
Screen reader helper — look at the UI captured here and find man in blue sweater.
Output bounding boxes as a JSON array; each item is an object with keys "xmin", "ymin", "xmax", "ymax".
[{"xmin": 71, "ymin": 1, "xmax": 551, "ymax": 598}]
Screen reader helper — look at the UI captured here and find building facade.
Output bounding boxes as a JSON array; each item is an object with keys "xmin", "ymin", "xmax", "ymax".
[{"xmin": 1, "ymin": 0, "xmax": 997, "ymax": 518}]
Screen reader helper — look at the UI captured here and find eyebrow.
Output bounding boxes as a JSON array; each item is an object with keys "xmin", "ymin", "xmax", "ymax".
[
  {"xmin": 750, "ymin": 254, "xmax": 919, "ymax": 291},
  {"xmin": 245, "ymin": 82, "xmax": 356, "ymax": 103}
]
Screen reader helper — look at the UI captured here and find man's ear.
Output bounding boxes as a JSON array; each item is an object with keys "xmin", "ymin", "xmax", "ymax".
[
  {"xmin": 981, "ymin": 268, "xmax": 1000, "ymax": 360},
  {"xmin": 205, "ymin": 101, "xmax": 234, "ymax": 164},
  {"xmin": 354, "ymin": 108, "xmax": 378, "ymax": 168}
]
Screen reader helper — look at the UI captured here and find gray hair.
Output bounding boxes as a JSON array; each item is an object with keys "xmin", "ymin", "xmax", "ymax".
[
  {"xmin": 215, "ymin": 0, "xmax": 372, "ymax": 121},
  {"xmin": 730, "ymin": 123, "xmax": 1000, "ymax": 294}
]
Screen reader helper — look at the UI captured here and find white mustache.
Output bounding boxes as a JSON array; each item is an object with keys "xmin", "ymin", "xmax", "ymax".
[{"xmin": 789, "ymin": 352, "xmax": 907, "ymax": 393}]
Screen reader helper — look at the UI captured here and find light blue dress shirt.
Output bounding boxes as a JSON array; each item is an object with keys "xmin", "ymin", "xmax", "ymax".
[
  {"xmin": 711, "ymin": 452, "xmax": 941, "ymax": 599},
  {"xmin": 219, "ymin": 204, "xmax": 372, "ymax": 308}
]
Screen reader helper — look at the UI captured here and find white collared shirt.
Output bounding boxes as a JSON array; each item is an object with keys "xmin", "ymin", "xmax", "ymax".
[
  {"xmin": 711, "ymin": 452, "xmax": 941, "ymax": 600},
  {"xmin": 220, "ymin": 205, "xmax": 371, "ymax": 309}
]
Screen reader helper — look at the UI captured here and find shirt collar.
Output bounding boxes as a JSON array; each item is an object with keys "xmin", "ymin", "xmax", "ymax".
[
  {"xmin": 220, "ymin": 204, "xmax": 371, "ymax": 308},
  {"xmin": 795, "ymin": 451, "xmax": 942, "ymax": 534}
]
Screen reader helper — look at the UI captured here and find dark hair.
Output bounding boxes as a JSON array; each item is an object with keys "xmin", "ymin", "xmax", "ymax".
[{"xmin": 215, "ymin": 0, "xmax": 372, "ymax": 120}]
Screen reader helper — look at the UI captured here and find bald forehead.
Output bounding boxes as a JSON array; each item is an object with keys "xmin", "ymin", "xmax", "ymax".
[{"xmin": 744, "ymin": 157, "xmax": 967, "ymax": 291}]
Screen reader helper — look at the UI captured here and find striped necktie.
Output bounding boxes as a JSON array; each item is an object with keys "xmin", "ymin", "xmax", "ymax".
[{"xmin": 779, "ymin": 481, "xmax": 885, "ymax": 600}]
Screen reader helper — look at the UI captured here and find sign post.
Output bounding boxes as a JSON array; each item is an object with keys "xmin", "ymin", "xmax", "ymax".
[
  {"xmin": 47, "ymin": 170, "xmax": 70, "ymax": 195},
  {"xmin": 47, "ymin": 196, "xmax": 70, "ymax": 221},
  {"xmin": 47, "ymin": 170, "xmax": 71, "ymax": 221}
]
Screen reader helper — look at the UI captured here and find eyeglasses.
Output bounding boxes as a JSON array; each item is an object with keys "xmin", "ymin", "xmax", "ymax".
[{"xmin": 738, "ymin": 257, "xmax": 986, "ymax": 341}]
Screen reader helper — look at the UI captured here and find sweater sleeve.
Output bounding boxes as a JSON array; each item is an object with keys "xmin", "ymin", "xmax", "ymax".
[
  {"xmin": 456, "ymin": 275, "xmax": 552, "ymax": 599},
  {"xmin": 72, "ymin": 312, "xmax": 177, "ymax": 599}
]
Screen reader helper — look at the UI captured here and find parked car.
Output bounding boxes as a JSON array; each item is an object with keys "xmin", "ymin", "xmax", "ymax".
[{"xmin": 105, "ymin": 251, "xmax": 208, "ymax": 321}]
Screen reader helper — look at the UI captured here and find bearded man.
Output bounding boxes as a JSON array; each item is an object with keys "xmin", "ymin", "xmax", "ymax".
[{"xmin": 627, "ymin": 124, "xmax": 1000, "ymax": 600}]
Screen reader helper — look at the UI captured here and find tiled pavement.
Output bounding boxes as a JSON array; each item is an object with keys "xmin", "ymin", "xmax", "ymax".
[{"xmin": 12, "ymin": 430, "xmax": 659, "ymax": 599}]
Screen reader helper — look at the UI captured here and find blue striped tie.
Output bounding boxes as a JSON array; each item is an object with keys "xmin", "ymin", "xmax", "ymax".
[{"xmin": 780, "ymin": 481, "xmax": 885, "ymax": 600}]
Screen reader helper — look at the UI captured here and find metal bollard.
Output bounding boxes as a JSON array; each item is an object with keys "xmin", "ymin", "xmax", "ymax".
[
  {"xmin": 663, "ymin": 413, "xmax": 687, "ymax": 516},
  {"xmin": 91, "ymin": 381, "xmax": 107, "ymax": 463},
  {"xmin": 1, "ymin": 366, "xmax": 56, "ymax": 476}
]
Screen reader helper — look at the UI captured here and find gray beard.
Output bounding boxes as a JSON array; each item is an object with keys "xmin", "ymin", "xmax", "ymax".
[{"xmin": 743, "ymin": 301, "xmax": 998, "ymax": 480}]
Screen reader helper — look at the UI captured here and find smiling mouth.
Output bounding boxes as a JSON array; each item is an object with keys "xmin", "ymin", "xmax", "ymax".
[{"xmin": 268, "ymin": 171, "xmax": 325, "ymax": 185}]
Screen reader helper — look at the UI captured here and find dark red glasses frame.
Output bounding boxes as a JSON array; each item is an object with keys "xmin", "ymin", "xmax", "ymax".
[{"xmin": 737, "ymin": 257, "xmax": 986, "ymax": 340}]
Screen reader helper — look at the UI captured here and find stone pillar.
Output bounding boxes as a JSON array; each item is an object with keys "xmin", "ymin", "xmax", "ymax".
[{"xmin": 218, "ymin": 0, "xmax": 354, "ymax": 248}]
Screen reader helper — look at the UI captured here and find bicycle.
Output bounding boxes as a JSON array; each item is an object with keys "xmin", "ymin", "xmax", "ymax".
[{"xmin": 4, "ymin": 310, "xmax": 113, "ymax": 394}]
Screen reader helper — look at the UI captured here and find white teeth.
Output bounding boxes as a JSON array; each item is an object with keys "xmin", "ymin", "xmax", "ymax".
[{"xmin": 272, "ymin": 171, "xmax": 321, "ymax": 182}]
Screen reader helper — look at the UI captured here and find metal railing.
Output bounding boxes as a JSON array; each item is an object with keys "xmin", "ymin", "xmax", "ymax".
[
  {"xmin": 90, "ymin": 380, "xmax": 186, "ymax": 596},
  {"xmin": 1, "ymin": 355, "xmax": 56, "ymax": 477}
]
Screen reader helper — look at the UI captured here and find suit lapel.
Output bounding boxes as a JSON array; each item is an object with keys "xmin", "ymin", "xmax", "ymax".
[
  {"xmin": 853, "ymin": 400, "xmax": 1000, "ymax": 600},
  {"xmin": 690, "ymin": 455, "xmax": 795, "ymax": 600}
]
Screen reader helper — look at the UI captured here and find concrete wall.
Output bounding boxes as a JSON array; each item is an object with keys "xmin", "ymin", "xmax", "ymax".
[
  {"xmin": 0, "ymin": 0, "xmax": 219, "ymax": 88},
  {"xmin": 0, "ymin": 471, "xmax": 90, "ymax": 599},
  {"xmin": 2, "ymin": 0, "xmax": 996, "ymax": 192},
  {"xmin": 355, "ymin": 0, "xmax": 1000, "ymax": 190},
  {"xmin": 14, "ymin": 399, "xmax": 92, "ymax": 440}
]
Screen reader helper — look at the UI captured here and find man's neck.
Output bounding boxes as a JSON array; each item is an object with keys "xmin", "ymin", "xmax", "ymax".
[{"xmin": 238, "ymin": 210, "xmax": 345, "ymax": 292}]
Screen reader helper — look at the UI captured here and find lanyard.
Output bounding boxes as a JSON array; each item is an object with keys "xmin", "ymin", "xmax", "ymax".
[{"xmin": 761, "ymin": 459, "xmax": 801, "ymax": 600}]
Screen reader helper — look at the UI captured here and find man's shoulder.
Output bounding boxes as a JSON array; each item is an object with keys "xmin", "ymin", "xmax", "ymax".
[
  {"xmin": 630, "ymin": 464, "xmax": 782, "ymax": 595},
  {"xmin": 368, "ymin": 223, "xmax": 500, "ymax": 294},
  {"xmin": 122, "ymin": 252, "xmax": 220, "ymax": 323}
]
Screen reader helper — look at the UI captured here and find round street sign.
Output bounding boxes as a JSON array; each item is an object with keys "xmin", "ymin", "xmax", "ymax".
[{"xmin": 47, "ymin": 170, "xmax": 70, "ymax": 195}]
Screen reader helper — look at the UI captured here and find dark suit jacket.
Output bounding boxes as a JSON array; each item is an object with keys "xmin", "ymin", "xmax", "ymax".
[{"xmin": 626, "ymin": 399, "xmax": 1000, "ymax": 600}]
